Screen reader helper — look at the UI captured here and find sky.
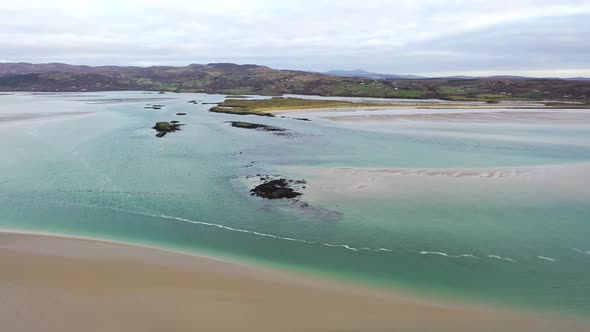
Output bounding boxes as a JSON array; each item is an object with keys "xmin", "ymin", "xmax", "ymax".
[{"xmin": 1, "ymin": 0, "xmax": 589, "ymax": 77}]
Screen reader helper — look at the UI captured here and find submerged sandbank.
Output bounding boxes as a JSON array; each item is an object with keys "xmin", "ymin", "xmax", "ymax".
[
  {"xmin": 1, "ymin": 232, "xmax": 586, "ymax": 332},
  {"xmin": 292, "ymin": 163, "xmax": 590, "ymax": 202},
  {"xmin": 0, "ymin": 111, "xmax": 92, "ymax": 123}
]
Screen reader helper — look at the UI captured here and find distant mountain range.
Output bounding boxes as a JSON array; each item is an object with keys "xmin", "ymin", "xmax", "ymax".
[
  {"xmin": 0, "ymin": 62, "xmax": 589, "ymax": 101},
  {"xmin": 325, "ymin": 69, "xmax": 590, "ymax": 81}
]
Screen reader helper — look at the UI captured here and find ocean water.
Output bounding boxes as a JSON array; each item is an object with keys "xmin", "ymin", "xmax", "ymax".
[{"xmin": 1, "ymin": 91, "xmax": 589, "ymax": 315}]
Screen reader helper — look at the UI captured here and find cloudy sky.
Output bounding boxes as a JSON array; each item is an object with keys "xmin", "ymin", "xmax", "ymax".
[{"xmin": 1, "ymin": 0, "xmax": 589, "ymax": 76}]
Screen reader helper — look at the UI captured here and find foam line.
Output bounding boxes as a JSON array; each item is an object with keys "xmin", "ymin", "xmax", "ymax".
[
  {"xmin": 571, "ymin": 248, "xmax": 590, "ymax": 255},
  {"xmin": 420, "ymin": 251, "xmax": 479, "ymax": 259},
  {"xmin": 488, "ymin": 255, "xmax": 518, "ymax": 263},
  {"xmin": 94, "ymin": 206, "xmax": 560, "ymax": 264}
]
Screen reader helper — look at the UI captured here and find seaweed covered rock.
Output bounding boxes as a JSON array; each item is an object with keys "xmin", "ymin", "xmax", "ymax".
[
  {"xmin": 227, "ymin": 121, "xmax": 285, "ymax": 132},
  {"xmin": 152, "ymin": 121, "xmax": 183, "ymax": 138},
  {"xmin": 251, "ymin": 179, "xmax": 302, "ymax": 199}
]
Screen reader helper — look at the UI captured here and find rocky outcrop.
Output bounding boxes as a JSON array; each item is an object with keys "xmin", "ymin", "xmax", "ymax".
[
  {"xmin": 227, "ymin": 121, "xmax": 285, "ymax": 132},
  {"xmin": 152, "ymin": 121, "xmax": 183, "ymax": 138},
  {"xmin": 250, "ymin": 179, "xmax": 302, "ymax": 199}
]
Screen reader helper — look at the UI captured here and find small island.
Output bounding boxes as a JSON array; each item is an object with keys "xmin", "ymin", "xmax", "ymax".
[
  {"xmin": 152, "ymin": 121, "xmax": 183, "ymax": 138},
  {"xmin": 209, "ymin": 97, "xmax": 383, "ymax": 116}
]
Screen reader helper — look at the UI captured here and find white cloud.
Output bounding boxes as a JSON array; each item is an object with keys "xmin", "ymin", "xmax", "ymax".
[{"xmin": 0, "ymin": 0, "xmax": 588, "ymax": 76}]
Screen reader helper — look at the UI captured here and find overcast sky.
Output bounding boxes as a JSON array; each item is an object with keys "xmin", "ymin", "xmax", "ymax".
[{"xmin": 1, "ymin": 0, "xmax": 589, "ymax": 76}]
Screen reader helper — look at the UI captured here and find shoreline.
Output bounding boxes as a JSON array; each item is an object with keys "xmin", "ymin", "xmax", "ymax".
[
  {"xmin": 2, "ymin": 231, "xmax": 588, "ymax": 331},
  {"xmin": 267, "ymin": 104, "xmax": 590, "ymax": 114}
]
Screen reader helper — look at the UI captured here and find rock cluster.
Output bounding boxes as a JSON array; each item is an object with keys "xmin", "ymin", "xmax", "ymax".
[
  {"xmin": 250, "ymin": 179, "xmax": 302, "ymax": 199},
  {"xmin": 227, "ymin": 121, "xmax": 285, "ymax": 132},
  {"xmin": 152, "ymin": 121, "xmax": 183, "ymax": 138}
]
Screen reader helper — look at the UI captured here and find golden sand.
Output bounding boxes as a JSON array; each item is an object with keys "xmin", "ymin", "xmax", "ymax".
[{"xmin": 1, "ymin": 232, "xmax": 587, "ymax": 332}]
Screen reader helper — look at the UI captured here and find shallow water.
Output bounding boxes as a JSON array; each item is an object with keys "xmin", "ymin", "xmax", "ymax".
[{"xmin": 1, "ymin": 91, "xmax": 589, "ymax": 315}]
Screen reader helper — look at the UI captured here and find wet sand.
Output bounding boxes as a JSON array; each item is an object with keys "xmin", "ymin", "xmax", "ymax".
[
  {"xmin": 268, "ymin": 103, "xmax": 589, "ymax": 115},
  {"xmin": 0, "ymin": 111, "xmax": 92, "ymax": 123},
  {"xmin": 1, "ymin": 232, "xmax": 587, "ymax": 332},
  {"xmin": 322, "ymin": 110, "xmax": 590, "ymax": 124},
  {"xmin": 295, "ymin": 163, "xmax": 590, "ymax": 202}
]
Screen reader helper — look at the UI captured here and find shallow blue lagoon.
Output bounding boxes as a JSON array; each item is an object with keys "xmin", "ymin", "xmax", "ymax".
[{"xmin": 1, "ymin": 91, "xmax": 589, "ymax": 315}]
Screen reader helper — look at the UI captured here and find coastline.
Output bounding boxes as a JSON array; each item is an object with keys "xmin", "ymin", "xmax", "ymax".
[
  {"xmin": 2, "ymin": 231, "xmax": 588, "ymax": 332},
  {"xmin": 267, "ymin": 103, "xmax": 590, "ymax": 114}
]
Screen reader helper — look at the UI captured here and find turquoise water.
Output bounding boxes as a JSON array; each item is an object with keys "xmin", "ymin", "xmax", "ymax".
[{"xmin": 1, "ymin": 92, "xmax": 589, "ymax": 315}]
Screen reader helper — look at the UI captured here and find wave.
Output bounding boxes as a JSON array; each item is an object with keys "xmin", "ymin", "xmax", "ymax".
[
  {"xmin": 488, "ymin": 255, "xmax": 518, "ymax": 263},
  {"xmin": 420, "ymin": 251, "xmax": 479, "ymax": 259},
  {"xmin": 571, "ymin": 248, "xmax": 590, "ymax": 256},
  {"xmin": 90, "ymin": 205, "xmax": 565, "ymax": 265}
]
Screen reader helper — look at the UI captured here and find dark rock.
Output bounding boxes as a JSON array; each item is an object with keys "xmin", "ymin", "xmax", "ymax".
[
  {"xmin": 227, "ymin": 121, "xmax": 286, "ymax": 132},
  {"xmin": 170, "ymin": 120, "xmax": 180, "ymax": 124},
  {"xmin": 176, "ymin": 112, "xmax": 187, "ymax": 116},
  {"xmin": 250, "ymin": 179, "xmax": 302, "ymax": 199},
  {"xmin": 152, "ymin": 121, "xmax": 183, "ymax": 138},
  {"xmin": 294, "ymin": 117, "xmax": 311, "ymax": 121}
]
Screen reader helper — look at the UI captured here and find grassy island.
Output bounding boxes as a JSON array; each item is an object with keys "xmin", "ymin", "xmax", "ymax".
[{"xmin": 209, "ymin": 97, "xmax": 383, "ymax": 116}]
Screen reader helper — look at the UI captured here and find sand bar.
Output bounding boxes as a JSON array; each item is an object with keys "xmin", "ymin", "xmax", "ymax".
[
  {"xmin": 322, "ymin": 110, "xmax": 590, "ymax": 124},
  {"xmin": 0, "ymin": 111, "xmax": 92, "ymax": 123},
  {"xmin": 1, "ymin": 232, "xmax": 588, "ymax": 332}
]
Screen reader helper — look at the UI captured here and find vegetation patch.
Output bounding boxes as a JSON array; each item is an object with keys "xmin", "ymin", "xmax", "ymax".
[
  {"xmin": 152, "ymin": 121, "xmax": 183, "ymax": 138},
  {"xmin": 210, "ymin": 97, "xmax": 382, "ymax": 115}
]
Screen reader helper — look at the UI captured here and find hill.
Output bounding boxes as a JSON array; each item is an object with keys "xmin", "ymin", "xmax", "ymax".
[{"xmin": 324, "ymin": 70, "xmax": 425, "ymax": 80}]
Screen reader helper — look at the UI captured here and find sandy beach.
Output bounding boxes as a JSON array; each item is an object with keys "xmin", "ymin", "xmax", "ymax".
[
  {"xmin": 322, "ymin": 110, "xmax": 590, "ymax": 124},
  {"xmin": 1, "ymin": 232, "xmax": 587, "ymax": 332},
  {"xmin": 267, "ymin": 103, "xmax": 590, "ymax": 115}
]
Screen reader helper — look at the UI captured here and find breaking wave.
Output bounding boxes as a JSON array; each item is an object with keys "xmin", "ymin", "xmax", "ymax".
[
  {"xmin": 96, "ymin": 206, "xmax": 566, "ymax": 265},
  {"xmin": 419, "ymin": 251, "xmax": 479, "ymax": 259},
  {"xmin": 488, "ymin": 255, "xmax": 518, "ymax": 263}
]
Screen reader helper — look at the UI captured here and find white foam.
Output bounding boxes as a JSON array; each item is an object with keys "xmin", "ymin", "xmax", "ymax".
[
  {"xmin": 82, "ymin": 205, "xmax": 564, "ymax": 266},
  {"xmin": 488, "ymin": 255, "xmax": 518, "ymax": 263},
  {"xmin": 155, "ymin": 213, "xmax": 387, "ymax": 253},
  {"xmin": 420, "ymin": 251, "xmax": 479, "ymax": 259},
  {"xmin": 571, "ymin": 248, "xmax": 590, "ymax": 255}
]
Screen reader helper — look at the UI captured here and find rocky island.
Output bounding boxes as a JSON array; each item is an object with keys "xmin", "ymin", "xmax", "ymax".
[
  {"xmin": 152, "ymin": 121, "xmax": 183, "ymax": 138},
  {"xmin": 209, "ymin": 97, "xmax": 382, "ymax": 116},
  {"xmin": 250, "ymin": 178, "xmax": 302, "ymax": 199}
]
